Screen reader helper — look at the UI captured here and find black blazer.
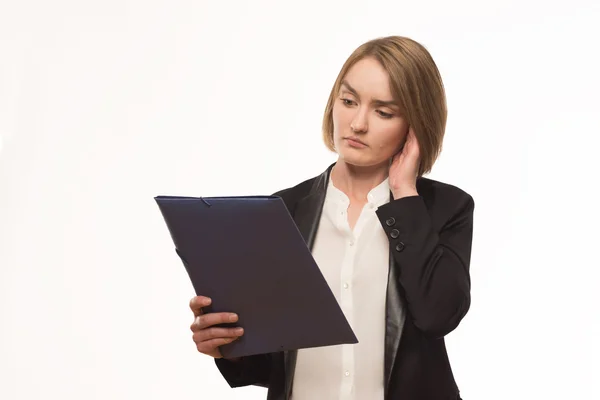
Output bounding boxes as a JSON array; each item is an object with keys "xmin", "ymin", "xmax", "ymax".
[{"xmin": 215, "ymin": 163, "xmax": 474, "ymax": 400}]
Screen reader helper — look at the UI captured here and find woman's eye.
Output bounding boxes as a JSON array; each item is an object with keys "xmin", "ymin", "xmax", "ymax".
[
  {"xmin": 341, "ymin": 98, "xmax": 354, "ymax": 106},
  {"xmin": 377, "ymin": 110, "xmax": 393, "ymax": 118}
]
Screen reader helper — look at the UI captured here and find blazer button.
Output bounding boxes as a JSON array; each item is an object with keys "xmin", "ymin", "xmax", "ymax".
[
  {"xmin": 385, "ymin": 217, "xmax": 396, "ymax": 226},
  {"xmin": 395, "ymin": 242, "xmax": 405, "ymax": 252},
  {"xmin": 390, "ymin": 229, "xmax": 400, "ymax": 239}
]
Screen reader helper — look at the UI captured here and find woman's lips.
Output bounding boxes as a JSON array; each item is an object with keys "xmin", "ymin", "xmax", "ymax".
[{"xmin": 345, "ymin": 137, "xmax": 367, "ymax": 148}]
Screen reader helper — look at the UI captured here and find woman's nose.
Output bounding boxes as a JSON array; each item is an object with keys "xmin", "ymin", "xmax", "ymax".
[{"xmin": 350, "ymin": 111, "xmax": 368, "ymax": 133}]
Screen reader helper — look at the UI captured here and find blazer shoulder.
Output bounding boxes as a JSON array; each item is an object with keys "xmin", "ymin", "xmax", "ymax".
[
  {"xmin": 272, "ymin": 175, "xmax": 318, "ymax": 206},
  {"xmin": 418, "ymin": 176, "xmax": 475, "ymax": 211}
]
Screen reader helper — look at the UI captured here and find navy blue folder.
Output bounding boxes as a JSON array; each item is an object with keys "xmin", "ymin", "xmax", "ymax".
[{"xmin": 154, "ymin": 195, "xmax": 358, "ymax": 359}]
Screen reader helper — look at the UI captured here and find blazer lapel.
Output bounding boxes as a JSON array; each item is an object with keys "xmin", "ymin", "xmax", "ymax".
[
  {"xmin": 383, "ymin": 188, "xmax": 412, "ymax": 397},
  {"xmin": 283, "ymin": 164, "xmax": 332, "ymax": 399},
  {"xmin": 384, "ymin": 243, "xmax": 406, "ymax": 396}
]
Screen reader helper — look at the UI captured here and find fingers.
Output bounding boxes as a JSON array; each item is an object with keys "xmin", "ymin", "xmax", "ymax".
[
  {"xmin": 193, "ymin": 327, "xmax": 244, "ymax": 358},
  {"xmin": 188, "ymin": 296, "xmax": 244, "ymax": 359},
  {"xmin": 189, "ymin": 296, "xmax": 211, "ymax": 317},
  {"xmin": 394, "ymin": 130, "xmax": 412, "ymax": 158},
  {"xmin": 407, "ymin": 130, "xmax": 420, "ymax": 158},
  {"xmin": 403, "ymin": 127, "xmax": 416, "ymax": 148},
  {"xmin": 196, "ymin": 337, "xmax": 238, "ymax": 357},
  {"xmin": 405, "ymin": 130, "xmax": 414, "ymax": 146},
  {"xmin": 193, "ymin": 326, "xmax": 244, "ymax": 343},
  {"xmin": 191, "ymin": 312, "xmax": 239, "ymax": 331}
]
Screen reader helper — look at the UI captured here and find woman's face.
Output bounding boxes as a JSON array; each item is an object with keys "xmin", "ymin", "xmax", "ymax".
[{"xmin": 332, "ymin": 57, "xmax": 409, "ymax": 168}]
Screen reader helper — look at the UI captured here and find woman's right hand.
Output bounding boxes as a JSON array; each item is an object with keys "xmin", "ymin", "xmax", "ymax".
[{"xmin": 189, "ymin": 295, "xmax": 244, "ymax": 360}]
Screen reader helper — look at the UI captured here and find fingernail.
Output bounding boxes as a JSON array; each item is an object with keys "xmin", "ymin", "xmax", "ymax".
[
  {"xmin": 203, "ymin": 298, "xmax": 212, "ymax": 306},
  {"xmin": 235, "ymin": 328, "xmax": 244, "ymax": 334},
  {"xmin": 229, "ymin": 314, "xmax": 238, "ymax": 322}
]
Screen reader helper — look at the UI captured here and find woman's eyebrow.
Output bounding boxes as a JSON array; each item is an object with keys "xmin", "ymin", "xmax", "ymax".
[
  {"xmin": 340, "ymin": 80, "xmax": 359, "ymax": 97},
  {"xmin": 341, "ymin": 80, "xmax": 397, "ymax": 108}
]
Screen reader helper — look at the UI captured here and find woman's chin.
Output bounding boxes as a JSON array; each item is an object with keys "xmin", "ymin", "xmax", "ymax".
[{"xmin": 337, "ymin": 151, "xmax": 388, "ymax": 169}]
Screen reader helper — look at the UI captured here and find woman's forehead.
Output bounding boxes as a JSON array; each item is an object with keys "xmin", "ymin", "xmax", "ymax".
[{"xmin": 342, "ymin": 58, "xmax": 394, "ymax": 100}]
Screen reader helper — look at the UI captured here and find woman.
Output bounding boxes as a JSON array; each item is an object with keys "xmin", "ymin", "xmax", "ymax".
[{"xmin": 189, "ymin": 36, "xmax": 474, "ymax": 400}]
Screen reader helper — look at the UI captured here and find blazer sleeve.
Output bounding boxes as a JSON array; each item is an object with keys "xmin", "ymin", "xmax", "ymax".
[
  {"xmin": 214, "ymin": 353, "xmax": 272, "ymax": 388},
  {"xmin": 375, "ymin": 191, "xmax": 475, "ymax": 339}
]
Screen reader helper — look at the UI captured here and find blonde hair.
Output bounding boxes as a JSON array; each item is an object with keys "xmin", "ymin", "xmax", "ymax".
[{"xmin": 322, "ymin": 36, "xmax": 447, "ymax": 176}]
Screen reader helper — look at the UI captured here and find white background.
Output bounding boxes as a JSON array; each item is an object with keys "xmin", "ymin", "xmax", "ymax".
[{"xmin": 1, "ymin": 0, "xmax": 599, "ymax": 399}]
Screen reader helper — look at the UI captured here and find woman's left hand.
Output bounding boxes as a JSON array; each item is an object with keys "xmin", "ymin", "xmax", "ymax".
[{"xmin": 389, "ymin": 128, "xmax": 420, "ymax": 199}]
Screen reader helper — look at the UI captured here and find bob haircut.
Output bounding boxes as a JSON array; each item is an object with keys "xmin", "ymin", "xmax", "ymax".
[{"xmin": 322, "ymin": 36, "xmax": 447, "ymax": 177}]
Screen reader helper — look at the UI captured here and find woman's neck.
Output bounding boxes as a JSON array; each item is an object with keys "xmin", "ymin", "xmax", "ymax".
[{"xmin": 330, "ymin": 158, "xmax": 389, "ymax": 203}]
